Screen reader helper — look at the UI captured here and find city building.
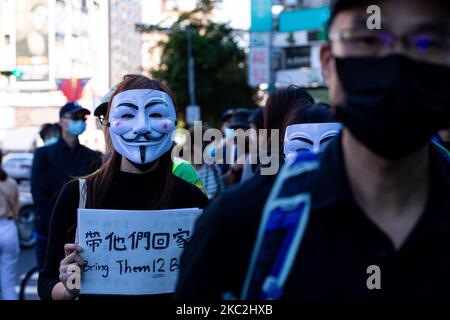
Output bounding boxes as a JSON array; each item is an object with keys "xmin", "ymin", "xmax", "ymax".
[
  {"xmin": 249, "ymin": 0, "xmax": 331, "ymax": 91},
  {"xmin": 109, "ymin": 0, "xmax": 142, "ymax": 86},
  {"xmin": 0, "ymin": 0, "xmax": 111, "ymax": 151},
  {"xmin": 0, "ymin": 0, "xmax": 143, "ymax": 152}
]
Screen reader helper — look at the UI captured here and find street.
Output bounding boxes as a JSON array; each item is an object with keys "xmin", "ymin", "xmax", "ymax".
[{"xmin": 16, "ymin": 247, "xmax": 39, "ymax": 300}]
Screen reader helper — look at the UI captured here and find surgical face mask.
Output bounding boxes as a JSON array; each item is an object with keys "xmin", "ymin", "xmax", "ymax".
[
  {"xmin": 67, "ymin": 120, "xmax": 86, "ymax": 137},
  {"xmin": 284, "ymin": 123, "xmax": 342, "ymax": 161},
  {"xmin": 44, "ymin": 136, "xmax": 59, "ymax": 146},
  {"xmin": 108, "ymin": 89, "xmax": 176, "ymax": 164},
  {"xmin": 335, "ymin": 54, "xmax": 450, "ymax": 159}
]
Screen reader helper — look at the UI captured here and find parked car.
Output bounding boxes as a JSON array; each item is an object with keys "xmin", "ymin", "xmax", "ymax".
[{"xmin": 2, "ymin": 152, "xmax": 33, "ymax": 182}]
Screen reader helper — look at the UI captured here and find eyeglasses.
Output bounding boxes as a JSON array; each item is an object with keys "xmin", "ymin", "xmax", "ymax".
[
  {"xmin": 98, "ymin": 114, "xmax": 107, "ymax": 126},
  {"xmin": 329, "ymin": 28, "xmax": 450, "ymax": 63}
]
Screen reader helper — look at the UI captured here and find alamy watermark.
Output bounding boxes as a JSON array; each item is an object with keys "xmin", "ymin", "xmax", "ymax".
[
  {"xmin": 67, "ymin": 264, "xmax": 81, "ymax": 290},
  {"xmin": 366, "ymin": 265, "xmax": 381, "ymax": 290},
  {"xmin": 366, "ymin": 5, "xmax": 381, "ymax": 30}
]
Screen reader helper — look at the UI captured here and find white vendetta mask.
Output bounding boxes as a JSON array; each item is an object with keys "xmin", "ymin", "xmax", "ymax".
[
  {"xmin": 284, "ymin": 123, "xmax": 342, "ymax": 161},
  {"xmin": 109, "ymin": 89, "xmax": 176, "ymax": 164}
]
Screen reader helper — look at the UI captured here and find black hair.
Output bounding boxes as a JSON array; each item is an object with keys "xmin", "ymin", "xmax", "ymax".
[
  {"xmin": 327, "ymin": 0, "xmax": 450, "ymax": 37},
  {"xmin": 264, "ymin": 86, "xmax": 314, "ymax": 131},
  {"xmin": 264, "ymin": 86, "xmax": 315, "ymax": 148},
  {"xmin": 39, "ymin": 123, "xmax": 61, "ymax": 140},
  {"xmin": 251, "ymin": 108, "xmax": 264, "ymax": 131},
  {"xmin": 285, "ymin": 103, "xmax": 335, "ymax": 125},
  {"xmin": 327, "ymin": 0, "xmax": 373, "ymax": 37}
]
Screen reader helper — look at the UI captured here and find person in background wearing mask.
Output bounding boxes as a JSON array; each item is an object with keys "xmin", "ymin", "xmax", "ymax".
[
  {"xmin": 189, "ymin": 127, "xmax": 224, "ymax": 200},
  {"xmin": 176, "ymin": 0, "xmax": 450, "ymax": 300},
  {"xmin": 240, "ymin": 107, "xmax": 264, "ymax": 182},
  {"xmin": 214, "ymin": 109, "xmax": 241, "ymax": 177},
  {"xmin": 221, "ymin": 109, "xmax": 253, "ymax": 186},
  {"xmin": 31, "ymin": 102, "xmax": 103, "ymax": 271},
  {"xmin": 282, "ymin": 103, "xmax": 341, "ymax": 161},
  {"xmin": 239, "ymin": 87, "xmax": 316, "ymax": 182},
  {"xmin": 0, "ymin": 149, "xmax": 20, "ymax": 300},
  {"xmin": 39, "ymin": 123, "xmax": 62, "ymax": 146}
]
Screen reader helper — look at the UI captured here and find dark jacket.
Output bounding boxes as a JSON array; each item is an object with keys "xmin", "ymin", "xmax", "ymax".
[
  {"xmin": 31, "ymin": 138, "xmax": 102, "ymax": 237},
  {"xmin": 175, "ymin": 137, "xmax": 450, "ymax": 300}
]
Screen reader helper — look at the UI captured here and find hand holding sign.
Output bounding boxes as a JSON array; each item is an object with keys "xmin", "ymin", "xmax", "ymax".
[{"xmin": 77, "ymin": 208, "xmax": 201, "ymax": 296}]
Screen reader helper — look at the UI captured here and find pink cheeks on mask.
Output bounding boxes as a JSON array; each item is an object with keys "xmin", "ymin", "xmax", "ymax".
[
  {"xmin": 110, "ymin": 117, "xmax": 174, "ymax": 137},
  {"xmin": 108, "ymin": 89, "xmax": 177, "ymax": 164},
  {"xmin": 110, "ymin": 119, "xmax": 132, "ymax": 135},
  {"xmin": 150, "ymin": 119, "xmax": 174, "ymax": 133}
]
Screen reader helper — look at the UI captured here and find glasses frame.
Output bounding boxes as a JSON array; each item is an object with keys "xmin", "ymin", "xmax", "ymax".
[{"xmin": 328, "ymin": 27, "xmax": 450, "ymax": 60}]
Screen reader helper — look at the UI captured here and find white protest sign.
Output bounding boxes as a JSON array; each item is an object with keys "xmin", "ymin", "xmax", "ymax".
[{"xmin": 77, "ymin": 208, "xmax": 202, "ymax": 295}]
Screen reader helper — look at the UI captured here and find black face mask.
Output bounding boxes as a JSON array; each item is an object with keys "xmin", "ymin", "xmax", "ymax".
[{"xmin": 335, "ymin": 54, "xmax": 450, "ymax": 159}]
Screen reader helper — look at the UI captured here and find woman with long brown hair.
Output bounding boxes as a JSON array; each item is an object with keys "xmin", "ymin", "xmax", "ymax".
[{"xmin": 38, "ymin": 75, "xmax": 208, "ymax": 300}]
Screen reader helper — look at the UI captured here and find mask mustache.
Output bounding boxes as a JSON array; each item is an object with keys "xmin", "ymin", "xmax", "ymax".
[{"xmin": 121, "ymin": 132, "xmax": 164, "ymax": 143}]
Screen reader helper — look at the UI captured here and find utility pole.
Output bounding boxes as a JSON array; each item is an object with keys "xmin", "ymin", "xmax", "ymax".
[
  {"xmin": 186, "ymin": 27, "xmax": 196, "ymax": 106},
  {"xmin": 135, "ymin": 22, "xmax": 201, "ymax": 124},
  {"xmin": 268, "ymin": 0, "xmax": 283, "ymax": 94},
  {"xmin": 268, "ymin": 7, "xmax": 275, "ymax": 94}
]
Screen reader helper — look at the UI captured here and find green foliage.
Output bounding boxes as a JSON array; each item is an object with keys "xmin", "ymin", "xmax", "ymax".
[{"xmin": 140, "ymin": 0, "xmax": 256, "ymax": 126}]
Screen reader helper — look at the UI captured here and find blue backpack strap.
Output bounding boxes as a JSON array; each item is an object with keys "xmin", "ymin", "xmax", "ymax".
[
  {"xmin": 240, "ymin": 152, "xmax": 319, "ymax": 300},
  {"xmin": 431, "ymin": 137, "xmax": 450, "ymax": 161}
]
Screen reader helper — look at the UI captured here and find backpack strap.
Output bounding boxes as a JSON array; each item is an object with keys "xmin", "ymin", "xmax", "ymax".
[
  {"xmin": 78, "ymin": 179, "xmax": 87, "ymax": 209},
  {"xmin": 432, "ymin": 139, "xmax": 450, "ymax": 161},
  {"xmin": 240, "ymin": 152, "xmax": 319, "ymax": 300},
  {"xmin": 75, "ymin": 179, "xmax": 87, "ymax": 244}
]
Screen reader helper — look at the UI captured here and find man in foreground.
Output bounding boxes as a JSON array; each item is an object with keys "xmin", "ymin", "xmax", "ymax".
[{"xmin": 176, "ymin": 0, "xmax": 450, "ymax": 299}]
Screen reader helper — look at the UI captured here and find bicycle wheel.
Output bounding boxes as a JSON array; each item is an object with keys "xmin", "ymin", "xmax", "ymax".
[{"xmin": 19, "ymin": 266, "xmax": 39, "ymax": 300}]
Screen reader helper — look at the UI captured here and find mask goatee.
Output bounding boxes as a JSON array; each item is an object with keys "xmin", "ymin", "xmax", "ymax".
[{"xmin": 140, "ymin": 146, "xmax": 146, "ymax": 164}]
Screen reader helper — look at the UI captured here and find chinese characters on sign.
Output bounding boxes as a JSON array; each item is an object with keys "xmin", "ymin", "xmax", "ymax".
[
  {"xmin": 77, "ymin": 208, "xmax": 202, "ymax": 295},
  {"xmin": 84, "ymin": 229, "xmax": 190, "ymax": 253}
]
